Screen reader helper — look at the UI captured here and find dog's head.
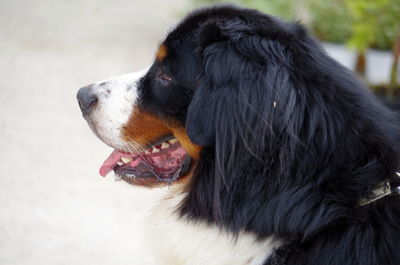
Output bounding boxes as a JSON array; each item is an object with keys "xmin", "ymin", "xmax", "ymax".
[
  {"xmin": 77, "ymin": 5, "xmax": 399, "ymax": 233},
  {"xmin": 77, "ymin": 5, "xmax": 314, "ymax": 186}
]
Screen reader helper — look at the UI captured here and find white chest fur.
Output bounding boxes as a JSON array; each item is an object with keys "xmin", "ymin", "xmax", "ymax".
[{"xmin": 144, "ymin": 188, "xmax": 280, "ymax": 265}]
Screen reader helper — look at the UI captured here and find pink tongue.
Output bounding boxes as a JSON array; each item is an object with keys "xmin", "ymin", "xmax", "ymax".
[
  {"xmin": 99, "ymin": 150, "xmax": 131, "ymax": 177},
  {"xmin": 99, "ymin": 146, "xmax": 189, "ymax": 178}
]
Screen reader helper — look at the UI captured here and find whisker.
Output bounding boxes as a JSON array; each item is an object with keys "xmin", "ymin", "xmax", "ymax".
[{"xmin": 122, "ymin": 139, "xmax": 164, "ymax": 180}]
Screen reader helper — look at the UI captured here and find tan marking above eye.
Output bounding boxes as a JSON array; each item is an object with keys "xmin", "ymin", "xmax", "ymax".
[{"xmin": 156, "ymin": 44, "xmax": 168, "ymax": 62}]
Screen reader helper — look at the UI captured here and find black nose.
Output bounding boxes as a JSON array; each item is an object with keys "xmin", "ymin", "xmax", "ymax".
[{"xmin": 77, "ymin": 86, "xmax": 98, "ymax": 116}]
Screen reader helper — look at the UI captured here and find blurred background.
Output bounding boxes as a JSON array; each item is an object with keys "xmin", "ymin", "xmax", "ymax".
[
  {"xmin": 0, "ymin": 0, "xmax": 398, "ymax": 265},
  {"xmin": 193, "ymin": 0, "xmax": 400, "ymax": 95}
]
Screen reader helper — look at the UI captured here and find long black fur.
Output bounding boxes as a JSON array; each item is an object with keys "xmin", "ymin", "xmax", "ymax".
[{"xmin": 164, "ymin": 5, "xmax": 400, "ymax": 265}]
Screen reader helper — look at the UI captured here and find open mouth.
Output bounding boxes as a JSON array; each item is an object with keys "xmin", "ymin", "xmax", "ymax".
[{"xmin": 99, "ymin": 135, "xmax": 192, "ymax": 185}]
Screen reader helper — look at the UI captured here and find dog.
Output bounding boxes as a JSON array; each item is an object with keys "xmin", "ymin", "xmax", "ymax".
[{"xmin": 77, "ymin": 5, "xmax": 400, "ymax": 265}]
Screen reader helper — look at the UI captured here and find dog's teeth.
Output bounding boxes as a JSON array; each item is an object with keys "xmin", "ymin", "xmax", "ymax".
[
  {"xmin": 145, "ymin": 150, "xmax": 151, "ymax": 154},
  {"xmin": 121, "ymin": 157, "xmax": 132, "ymax": 164},
  {"xmin": 169, "ymin": 139, "xmax": 178, "ymax": 144},
  {"xmin": 114, "ymin": 175, "xmax": 122, "ymax": 181},
  {"xmin": 152, "ymin": 147, "xmax": 160, "ymax": 153},
  {"xmin": 116, "ymin": 161, "xmax": 123, "ymax": 166},
  {"xmin": 161, "ymin": 142, "xmax": 170, "ymax": 149}
]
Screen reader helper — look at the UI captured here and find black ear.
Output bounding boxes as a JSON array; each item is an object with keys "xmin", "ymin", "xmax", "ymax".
[
  {"xmin": 185, "ymin": 19, "xmax": 280, "ymax": 147},
  {"xmin": 185, "ymin": 20, "xmax": 228, "ymax": 146},
  {"xmin": 185, "ymin": 81, "xmax": 222, "ymax": 146},
  {"xmin": 182, "ymin": 16, "xmax": 311, "ymax": 228},
  {"xmin": 185, "ymin": 18, "xmax": 295, "ymax": 148}
]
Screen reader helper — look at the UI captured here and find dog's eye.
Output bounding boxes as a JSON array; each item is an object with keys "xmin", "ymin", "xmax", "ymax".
[{"xmin": 157, "ymin": 73, "xmax": 172, "ymax": 85}]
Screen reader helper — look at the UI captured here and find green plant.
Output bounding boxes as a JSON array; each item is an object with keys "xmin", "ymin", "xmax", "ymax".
[
  {"xmin": 190, "ymin": 0, "xmax": 399, "ymax": 91},
  {"xmin": 346, "ymin": 0, "xmax": 400, "ymax": 92},
  {"xmin": 346, "ymin": 0, "xmax": 399, "ymax": 51},
  {"xmin": 308, "ymin": 0, "xmax": 352, "ymax": 43}
]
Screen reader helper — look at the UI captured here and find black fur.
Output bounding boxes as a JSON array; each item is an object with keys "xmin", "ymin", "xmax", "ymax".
[{"xmin": 141, "ymin": 5, "xmax": 400, "ymax": 265}]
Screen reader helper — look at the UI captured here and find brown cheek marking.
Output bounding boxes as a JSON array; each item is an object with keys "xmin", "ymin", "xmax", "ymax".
[
  {"xmin": 122, "ymin": 107, "xmax": 201, "ymax": 160},
  {"xmin": 156, "ymin": 44, "xmax": 167, "ymax": 62},
  {"xmin": 121, "ymin": 108, "xmax": 201, "ymax": 189},
  {"xmin": 122, "ymin": 108, "xmax": 171, "ymax": 146},
  {"xmin": 169, "ymin": 127, "xmax": 202, "ymax": 160}
]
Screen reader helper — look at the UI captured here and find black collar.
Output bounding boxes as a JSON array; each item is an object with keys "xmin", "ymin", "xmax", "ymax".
[{"xmin": 358, "ymin": 172, "xmax": 400, "ymax": 206}]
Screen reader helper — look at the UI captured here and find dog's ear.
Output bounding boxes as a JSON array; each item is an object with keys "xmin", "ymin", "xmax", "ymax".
[
  {"xmin": 185, "ymin": 20, "xmax": 229, "ymax": 146},
  {"xmin": 186, "ymin": 19, "xmax": 278, "ymax": 147},
  {"xmin": 185, "ymin": 18, "xmax": 294, "ymax": 148},
  {"xmin": 182, "ymin": 17, "xmax": 310, "ymax": 226}
]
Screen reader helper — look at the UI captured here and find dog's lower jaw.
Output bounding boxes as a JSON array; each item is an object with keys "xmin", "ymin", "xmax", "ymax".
[{"xmin": 145, "ymin": 186, "xmax": 281, "ymax": 265}]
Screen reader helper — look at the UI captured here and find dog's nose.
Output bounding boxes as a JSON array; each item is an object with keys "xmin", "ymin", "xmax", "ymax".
[{"xmin": 77, "ymin": 85, "xmax": 98, "ymax": 116}]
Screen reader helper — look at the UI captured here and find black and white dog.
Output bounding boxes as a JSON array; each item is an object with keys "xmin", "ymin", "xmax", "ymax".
[{"xmin": 77, "ymin": 5, "xmax": 400, "ymax": 265}]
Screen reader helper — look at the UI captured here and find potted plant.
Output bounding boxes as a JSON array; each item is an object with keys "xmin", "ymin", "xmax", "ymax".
[{"xmin": 346, "ymin": 0, "xmax": 400, "ymax": 99}]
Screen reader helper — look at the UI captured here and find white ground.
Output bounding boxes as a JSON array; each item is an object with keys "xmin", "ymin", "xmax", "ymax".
[
  {"xmin": 0, "ymin": 1, "xmax": 398, "ymax": 265},
  {"xmin": 0, "ymin": 1, "xmax": 186, "ymax": 264}
]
